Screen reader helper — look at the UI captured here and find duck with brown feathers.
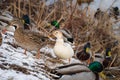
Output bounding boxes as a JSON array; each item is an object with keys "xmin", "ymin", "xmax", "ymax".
[
  {"xmin": 76, "ymin": 42, "xmax": 91, "ymax": 64},
  {"xmin": 10, "ymin": 20, "xmax": 52, "ymax": 59}
]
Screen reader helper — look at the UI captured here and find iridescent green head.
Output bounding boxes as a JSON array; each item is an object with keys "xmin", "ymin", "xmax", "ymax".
[
  {"xmin": 51, "ymin": 20, "xmax": 60, "ymax": 29},
  {"xmin": 88, "ymin": 61, "xmax": 103, "ymax": 73}
]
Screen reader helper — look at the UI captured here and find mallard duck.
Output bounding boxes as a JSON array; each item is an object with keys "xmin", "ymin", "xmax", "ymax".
[
  {"xmin": 92, "ymin": 48, "xmax": 113, "ymax": 79},
  {"xmin": 76, "ymin": 42, "xmax": 91, "ymax": 64},
  {"xmin": 103, "ymin": 48, "xmax": 112, "ymax": 68},
  {"xmin": 10, "ymin": 20, "xmax": 52, "ymax": 59},
  {"xmin": 93, "ymin": 48, "xmax": 112, "ymax": 68},
  {"xmin": 46, "ymin": 62, "xmax": 103, "ymax": 80},
  {"xmin": 52, "ymin": 30, "xmax": 74, "ymax": 62},
  {"xmin": 0, "ymin": 12, "xmax": 31, "ymax": 31}
]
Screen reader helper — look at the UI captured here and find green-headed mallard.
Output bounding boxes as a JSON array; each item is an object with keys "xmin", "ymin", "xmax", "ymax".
[
  {"xmin": 93, "ymin": 48, "xmax": 113, "ymax": 68},
  {"xmin": 52, "ymin": 30, "xmax": 74, "ymax": 62},
  {"xmin": 10, "ymin": 20, "xmax": 52, "ymax": 59},
  {"xmin": 76, "ymin": 42, "xmax": 91, "ymax": 64},
  {"xmin": 46, "ymin": 62, "xmax": 103, "ymax": 80}
]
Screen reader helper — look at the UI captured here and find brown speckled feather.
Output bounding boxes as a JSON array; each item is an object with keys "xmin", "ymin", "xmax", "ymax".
[{"xmin": 14, "ymin": 25, "xmax": 52, "ymax": 51}]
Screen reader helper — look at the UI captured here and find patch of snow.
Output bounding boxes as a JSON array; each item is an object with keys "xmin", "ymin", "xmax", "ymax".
[
  {"xmin": 0, "ymin": 69, "xmax": 40, "ymax": 80},
  {"xmin": 40, "ymin": 46, "xmax": 56, "ymax": 58}
]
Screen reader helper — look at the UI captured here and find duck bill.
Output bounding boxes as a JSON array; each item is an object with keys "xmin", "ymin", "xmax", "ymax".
[
  {"xmin": 86, "ymin": 47, "xmax": 90, "ymax": 53},
  {"xmin": 108, "ymin": 51, "xmax": 111, "ymax": 57},
  {"xmin": 47, "ymin": 34, "xmax": 56, "ymax": 41}
]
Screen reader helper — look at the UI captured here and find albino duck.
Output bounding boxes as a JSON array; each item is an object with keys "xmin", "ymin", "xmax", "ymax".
[
  {"xmin": 46, "ymin": 62, "xmax": 103, "ymax": 80},
  {"xmin": 10, "ymin": 20, "xmax": 52, "ymax": 59},
  {"xmin": 76, "ymin": 42, "xmax": 91, "ymax": 64},
  {"xmin": 52, "ymin": 30, "xmax": 74, "ymax": 62},
  {"xmin": 50, "ymin": 20, "xmax": 74, "ymax": 43}
]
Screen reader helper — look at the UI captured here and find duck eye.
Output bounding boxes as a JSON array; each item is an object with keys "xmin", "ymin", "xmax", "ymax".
[{"xmin": 55, "ymin": 31, "xmax": 59, "ymax": 34}]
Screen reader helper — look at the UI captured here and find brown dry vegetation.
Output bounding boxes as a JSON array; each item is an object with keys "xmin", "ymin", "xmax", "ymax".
[{"xmin": 0, "ymin": 0, "xmax": 120, "ymax": 80}]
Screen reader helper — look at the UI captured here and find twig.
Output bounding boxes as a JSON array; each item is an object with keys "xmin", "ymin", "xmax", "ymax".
[
  {"xmin": 109, "ymin": 53, "xmax": 117, "ymax": 67},
  {"xmin": 18, "ymin": 0, "xmax": 21, "ymax": 18}
]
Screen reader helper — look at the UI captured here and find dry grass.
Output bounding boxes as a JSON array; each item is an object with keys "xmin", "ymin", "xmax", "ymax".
[{"xmin": 0, "ymin": 0, "xmax": 120, "ymax": 80}]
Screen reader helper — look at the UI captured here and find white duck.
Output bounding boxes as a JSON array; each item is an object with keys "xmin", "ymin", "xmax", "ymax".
[{"xmin": 52, "ymin": 30, "xmax": 74, "ymax": 61}]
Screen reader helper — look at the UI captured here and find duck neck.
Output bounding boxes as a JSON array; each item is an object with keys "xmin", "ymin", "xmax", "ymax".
[{"xmin": 55, "ymin": 38, "xmax": 64, "ymax": 45}]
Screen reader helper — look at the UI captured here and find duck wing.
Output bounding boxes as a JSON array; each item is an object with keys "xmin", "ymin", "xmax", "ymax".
[
  {"xmin": 23, "ymin": 30, "xmax": 49, "ymax": 43},
  {"xmin": 55, "ymin": 63, "xmax": 91, "ymax": 75}
]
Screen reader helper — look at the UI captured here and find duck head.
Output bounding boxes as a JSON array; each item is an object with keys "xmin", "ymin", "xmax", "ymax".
[
  {"xmin": 52, "ymin": 30, "xmax": 63, "ymax": 39},
  {"xmin": 76, "ymin": 42, "xmax": 91, "ymax": 61},
  {"xmin": 51, "ymin": 20, "xmax": 60, "ymax": 29},
  {"xmin": 105, "ymin": 48, "xmax": 112, "ymax": 58},
  {"xmin": 103, "ymin": 48, "xmax": 112, "ymax": 68},
  {"xmin": 22, "ymin": 15, "xmax": 30, "ymax": 25},
  {"xmin": 88, "ymin": 61, "xmax": 104, "ymax": 73},
  {"xmin": 22, "ymin": 14, "xmax": 31, "ymax": 30},
  {"xmin": 84, "ymin": 42, "xmax": 91, "ymax": 53}
]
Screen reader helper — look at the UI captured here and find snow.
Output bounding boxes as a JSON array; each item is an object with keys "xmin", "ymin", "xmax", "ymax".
[
  {"xmin": 0, "ymin": 69, "xmax": 40, "ymax": 80},
  {"xmin": 0, "ymin": 32, "xmax": 51, "ymax": 80}
]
